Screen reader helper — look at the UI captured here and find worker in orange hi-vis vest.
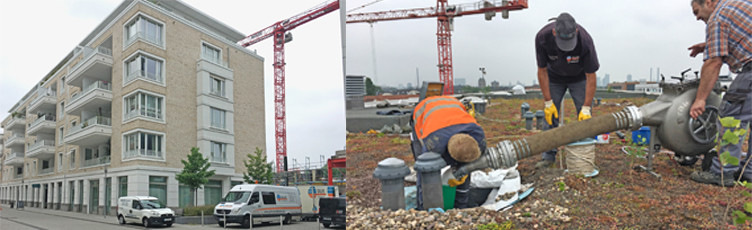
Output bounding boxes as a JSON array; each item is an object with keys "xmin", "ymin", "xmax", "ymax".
[{"xmin": 410, "ymin": 96, "xmax": 487, "ymax": 209}]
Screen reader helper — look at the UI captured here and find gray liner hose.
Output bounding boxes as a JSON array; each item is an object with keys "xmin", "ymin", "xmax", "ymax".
[{"xmin": 454, "ymin": 106, "xmax": 642, "ymax": 178}]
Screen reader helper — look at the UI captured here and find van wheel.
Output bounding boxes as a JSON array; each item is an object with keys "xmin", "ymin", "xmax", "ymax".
[
  {"xmin": 284, "ymin": 214, "xmax": 292, "ymax": 224},
  {"xmin": 142, "ymin": 218, "xmax": 149, "ymax": 227},
  {"xmin": 217, "ymin": 221, "xmax": 224, "ymax": 227},
  {"xmin": 165, "ymin": 223, "xmax": 172, "ymax": 227},
  {"xmin": 241, "ymin": 215, "xmax": 251, "ymax": 228},
  {"xmin": 118, "ymin": 215, "xmax": 125, "ymax": 225},
  {"xmin": 323, "ymin": 223, "xmax": 331, "ymax": 228}
]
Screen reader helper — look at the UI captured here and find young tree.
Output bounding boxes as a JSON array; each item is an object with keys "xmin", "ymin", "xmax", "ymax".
[
  {"xmin": 176, "ymin": 147, "xmax": 215, "ymax": 207},
  {"xmin": 243, "ymin": 147, "xmax": 274, "ymax": 184}
]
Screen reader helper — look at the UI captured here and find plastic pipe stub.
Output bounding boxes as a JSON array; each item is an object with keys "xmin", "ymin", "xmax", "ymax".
[
  {"xmin": 524, "ymin": 111, "xmax": 534, "ymax": 119},
  {"xmin": 535, "ymin": 110, "xmax": 545, "ymax": 118},
  {"xmin": 373, "ymin": 157, "xmax": 411, "ymax": 180},
  {"xmin": 521, "ymin": 103, "xmax": 530, "ymax": 109},
  {"xmin": 414, "ymin": 152, "xmax": 447, "ymax": 172}
]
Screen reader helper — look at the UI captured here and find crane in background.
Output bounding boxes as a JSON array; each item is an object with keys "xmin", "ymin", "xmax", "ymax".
[
  {"xmin": 238, "ymin": 0, "xmax": 340, "ymax": 173},
  {"xmin": 347, "ymin": 0, "xmax": 528, "ymax": 95}
]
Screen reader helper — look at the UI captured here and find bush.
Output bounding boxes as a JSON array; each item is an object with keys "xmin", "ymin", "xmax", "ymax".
[
  {"xmin": 182, "ymin": 205, "xmax": 216, "ymax": 216},
  {"xmin": 477, "ymin": 221, "xmax": 515, "ymax": 230}
]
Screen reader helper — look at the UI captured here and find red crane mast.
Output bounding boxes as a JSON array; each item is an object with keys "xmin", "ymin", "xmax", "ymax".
[
  {"xmin": 239, "ymin": 0, "xmax": 340, "ymax": 173},
  {"xmin": 347, "ymin": 0, "xmax": 528, "ymax": 95}
]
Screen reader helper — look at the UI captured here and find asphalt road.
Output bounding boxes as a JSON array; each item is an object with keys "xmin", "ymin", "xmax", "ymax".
[{"xmin": 0, "ymin": 206, "xmax": 334, "ymax": 230}]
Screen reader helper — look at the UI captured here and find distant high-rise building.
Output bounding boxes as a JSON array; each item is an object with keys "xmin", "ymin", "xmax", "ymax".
[
  {"xmin": 603, "ymin": 74, "xmax": 610, "ymax": 86},
  {"xmin": 407, "ymin": 82, "xmax": 413, "ymax": 89},
  {"xmin": 491, "ymin": 80, "xmax": 499, "ymax": 88},
  {"xmin": 398, "ymin": 84, "xmax": 404, "ymax": 89},
  {"xmin": 627, "ymin": 74, "xmax": 633, "ymax": 82},
  {"xmin": 596, "ymin": 76, "xmax": 602, "ymax": 87},
  {"xmin": 478, "ymin": 78, "xmax": 486, "ymax": 88}
]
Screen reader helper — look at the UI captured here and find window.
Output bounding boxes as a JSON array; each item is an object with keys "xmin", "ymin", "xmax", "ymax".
[
  {"xmin": 132, "ymin": 200, "xmax": 141, "ymax": 209},
  {"xmin": 210, "ymin": 141, "xmax": 226, "ymax": 163},
  {"xmin": 16, "ymin": 167, "xmax": 22, "ymax": 175},
  {"xmin": 178, "ymin": 184, "xmax": 194, "ymax": 208},
  {"xmin": 261, "ymin": 191, "xmax": 276, "ymax": 205},
  {"xmin": 124, "ymin": 92, "xmax": 164, "ymax": 121},
  {"xmin": 204, "ymin": 180, "xmax": 222, "ymax": 206},
  {"xmin": 70, "ymin": 150, "xmax": 76, "ymax": 169},
  {"xmin": 123, "ymin": 131, "xmax": 164, "ymax": 159},
  {"xmin": 125, "ymin": 53, "xmax": 164, "ymax": 84},
  {"xmin": 149, "ymin": 176, "xmax": 167, "ymax": 205},
  {"xmin": 210, "ymin": 107, "xmax": 226, "ymax": 129},
  {"xmin": 231, "ymin": 181, "xmax": 242, "ymax": 187},
  {"xmin": 59, "ymin": 127, "xmax": 64, "ymax": 143},
  {"xmin": 125, "ymin": 15, "xmax": 163, "ymax": 47},
  {"xmin": 202, "ymin": 42, "xmax": 222, "ymax": 65},
  {"xmin": 59, "ymin": 102, "xmax": 65, "ymax": 119},
  {"xmin": 210, "ymin": 76, "xmax": 225, "ymax": 97},
  {"xmin": 58, "ymin": 153, "xmax": 63, "ymax": 171},
  {"xmin": 118, "ymin": 176, "xmax": 128, "ymax": 198}
]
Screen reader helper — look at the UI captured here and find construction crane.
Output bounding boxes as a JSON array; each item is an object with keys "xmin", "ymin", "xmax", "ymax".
[
  {"xmin": 347, "ymin": 0, "xmax": 528, "ymax": 95},
  {"xmin": 238, "ymin": 0, "xmax": 340, "ymax": 173}
]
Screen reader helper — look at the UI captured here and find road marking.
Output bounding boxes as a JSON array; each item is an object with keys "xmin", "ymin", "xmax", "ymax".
[
  {"xmin": 6, "ymin": 209, "xmax": 145, "ymax": 229},
  {"xmin": 0, "ymin": 216, "xmax": 47, "ymax": 230}
]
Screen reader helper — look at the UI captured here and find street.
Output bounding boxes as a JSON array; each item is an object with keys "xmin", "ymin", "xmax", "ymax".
[{"xmin": 0, "ymin": 205, "xmax": 334, "ymax": 230}]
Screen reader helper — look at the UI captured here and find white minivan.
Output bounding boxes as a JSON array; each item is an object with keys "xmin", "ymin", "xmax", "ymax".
[
  {"xmin": 117, "ymin": 196, "xmax": 175, "ymax": 227},
  {"xmin": 214, "ymin": 184, "xmax": 302, "ymax": 227}
]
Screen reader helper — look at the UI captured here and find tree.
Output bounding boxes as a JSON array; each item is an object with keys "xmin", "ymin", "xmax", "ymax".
[
  {"xmin": 365, "ymin": 77, "xmax": 381, "ymax": 96},
  {"xmin": 243, "ymin": 147, "xmax": 274, "ymax": 184},
  {"xmin": 175, "ymin": 147, "xmax": 215, "ymax": 207}
]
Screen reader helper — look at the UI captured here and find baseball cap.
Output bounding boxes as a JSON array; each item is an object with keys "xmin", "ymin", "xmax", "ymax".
[{"xmin": 554, "ymin": 12, "xmax": 578, "ymax": 52}]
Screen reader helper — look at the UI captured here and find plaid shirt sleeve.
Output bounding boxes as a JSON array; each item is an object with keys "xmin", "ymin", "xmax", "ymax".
[{"xmin": 703, "ymin": 19, "xmax": 729, "ymax": 61}]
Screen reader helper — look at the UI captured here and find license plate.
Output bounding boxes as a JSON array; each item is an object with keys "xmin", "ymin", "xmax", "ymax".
[
  {"xmin": 164, "ymin": 218, "xmax": 172, "ymax": 221},
  {"xmin": 218, "ymin": 218, "xmax": 224, "ymax": 221},
  {"xmin": 323, "ymin": 217, "xmax": 331, "ymax": 220}
]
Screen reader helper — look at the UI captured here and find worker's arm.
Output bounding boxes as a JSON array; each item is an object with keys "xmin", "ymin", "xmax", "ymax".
[
  {"xmin": 537, "ymin": 67, "xmax": 551, "ymax": 101},
  {"xmin": 689, "ymin": 57, "xmax": 722, "ymax": 118},
  {"xmin": 688, "ymin": 42, "xmax": 706, "ymax": 58},
  {"xmin": 584, "ymin": 72, "xmax": 596, "ymax": 106}
]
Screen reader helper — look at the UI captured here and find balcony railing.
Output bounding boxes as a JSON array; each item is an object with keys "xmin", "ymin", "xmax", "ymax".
[
  {"xmin": 14, "ymin": 174, "xmax": 23, "ymax": 179},
  {"xmin": 72, "ymin": 46, "xmax": 113, "ymax": 72},
  {"xmin": 68, "ymin": 116, "xmax": 112, "ymax": 135},
  {"xmin": 29, "ymin": 139, "xmax": 55, "ymax": 151},
  {"xmin": 83, "ymin": 155, "xmax": 111, "ymax": 167},
  {"xmin": 7, "ymin": 133, "xmax": 25, "ymax": 143},
  {"xmin": 201, "ymin": 56, "xmax": 228, "ymax": 68},
  {"xmin": 125, "ymin": 70, "xmax": 163, "ymax": 85},
  {"xmin": 124, "ymin": 149, "xmax": 163, "ymax": 160},
  {"xmin": 30, "ymin": 89, "xmax": 57, "ymax": 106},
  {"xmin": 29, "ymin": 114, "xmax": 56, "ymax": 128},
  {"xmin": 124, "ymin": 107, "xmax": 163, "ymax": 121},
  {"xmin": 69, "ymin": 80, "xmax": 112, "ymax": 103},
  {"xmin": 210, "ymin": 154, "xmax": 227, "ymax": 163},
  {"xmin": 7, "ymin": 152, "xmax": 24, "ymax": 159},
  {"xmin": 125, "ymin": 32, "xmax": 163, "ymax": 47},
  {"xmin": 40, "ymin": 167, "xmax": 54, "ymax": 174}
]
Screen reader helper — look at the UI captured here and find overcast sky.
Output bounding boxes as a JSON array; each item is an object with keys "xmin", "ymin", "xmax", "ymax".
[
  {"xmin": 346, "ymin": 0, "xmax": 734, "ymax": 88},
  {"xmin": 0, "ymin": 0, "xmax": 345, "ymax": 170}
]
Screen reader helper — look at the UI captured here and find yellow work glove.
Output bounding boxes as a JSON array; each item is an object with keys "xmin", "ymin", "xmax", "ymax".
[
  {"xmin": 447, "ymin": 175, "xmax": 468, "ymax": 187},
  {"xmin": 544, "ymin": 100, "xmax": 558, "ymax": 125},
  {"xmin": 578, "ymin": 106, "xmax": 592, "ymax": 121}
]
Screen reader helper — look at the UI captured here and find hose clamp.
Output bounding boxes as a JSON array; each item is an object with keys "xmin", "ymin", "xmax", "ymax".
[{"xmin": 625, "ymin": 106, "xmax": 642, "ymax": 130}]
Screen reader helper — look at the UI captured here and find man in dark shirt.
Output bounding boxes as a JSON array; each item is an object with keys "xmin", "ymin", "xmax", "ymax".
[{"xmin": 534, "ymin": 12, "xmax": 600, "ymax": 169}]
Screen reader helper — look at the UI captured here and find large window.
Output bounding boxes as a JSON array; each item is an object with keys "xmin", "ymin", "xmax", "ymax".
[
  {"xmin": 210, "ymin": 76, "xmax": 225, "ymax": 97},
  {"xmin": 125, "ymin": 14, "xmax": 163, "ymax": 47},
  {"xmin": 58, "ymin": 153, "xmax": 63, "ymax": 171},
  {"xmin": 59, "ymin": 127, "xmax": 64, "ymax": 144},
  {"xmin": 210, "ymin": 107, "xmax": 226, "ymax": 129},
  {"xmin": 210, "ymin": 141, "xmax": 226, "ymax": 163},
  {"xmin": 149, "ymin": 176, "xmax": 167, "ymax": 206},
  {"xmin": 261, "ymin": 191, "xmax": 276, "ymax": 205},
  {"xmin": 123, "ymin": 131, "xmax": 164, "ymax": 160},
  {"xmin": 202, "ymin": 42, "xmax": 222, "ymax": 65},
  {"xmin": 118, "ymin": 176, "xmax": 128, "ymax": 198},
  {"xmin": 204, "ymin": 180, "xmax": 222, "ymax": 206},
  {"xmin": 69, "ymin": 150, "xmax": 76, "ymax": 169},
  {"xmin": 178, "ymin": 184, "xmax": 194, "ymax": 208},
  {"xmin": 125, "ymin": 53, "xmax": 164, "ymax": 84},
  {"xmin": 124, "ymin": 92, "xmax": 164, "ymax": 121}
]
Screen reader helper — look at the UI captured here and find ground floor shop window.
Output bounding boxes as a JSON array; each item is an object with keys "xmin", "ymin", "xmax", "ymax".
[
  {"xmin": 179, "ymin": 184, "xmax": 194, "ymax": 208},
  {"xmin": 149, "ymin": 176, "xmax": 167, "ymax": 205},
  {"xmin": 204, "ymin": 180, "xmax": 222, "ymax": 206}
]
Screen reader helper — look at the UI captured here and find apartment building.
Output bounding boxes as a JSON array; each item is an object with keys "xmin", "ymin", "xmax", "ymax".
[{"xmin": 0, "ymin": 0, "xmax": 265, "ymax": 215}]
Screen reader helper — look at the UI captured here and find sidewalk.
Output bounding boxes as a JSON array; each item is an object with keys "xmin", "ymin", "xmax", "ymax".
[{"xmin": 0, "ymin": 203, "xmax": 118, "ymax": 226}]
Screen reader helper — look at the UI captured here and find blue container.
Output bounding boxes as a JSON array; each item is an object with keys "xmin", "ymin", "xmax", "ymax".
[{"xmin": 631, "ymin": 126, "xmax": 650, "ymax": 145}]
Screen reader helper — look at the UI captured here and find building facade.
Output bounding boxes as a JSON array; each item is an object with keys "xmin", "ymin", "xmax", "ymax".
[{"xmin": 0, "ymin": 0, "xmax": 265, "ymax": 215}]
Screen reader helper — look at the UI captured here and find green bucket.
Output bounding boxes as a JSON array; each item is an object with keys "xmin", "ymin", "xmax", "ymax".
[{"xmin": 442, "ymin": 185, "xmax": 456, "ymax": 210}]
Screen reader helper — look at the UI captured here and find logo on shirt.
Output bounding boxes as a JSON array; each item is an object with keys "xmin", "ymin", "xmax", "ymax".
[
  {"xmin": 548, "ymin": 55, "xmax": 558, "ymax": 61},
  {"xmin": 566, "ymin": 56, "xmax": 580, "ymax": 64}
]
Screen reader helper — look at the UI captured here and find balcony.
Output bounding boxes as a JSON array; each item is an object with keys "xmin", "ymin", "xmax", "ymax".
[
  {"xmin": 83, "ymin": 155, "xmax": 111, "ymax": 167},
  {"xmin": 67, "ymin": 46, "xmax": 113, "ymax": 87},
  {"xmin": 14, "ymin": 173, "xmax": 24, "ymax": 179},
  {"xmin": 39, "ymin": 167, "xmax": 54, "ymax": 175},
  {"xmin": 26, "ymin": 140, "xmax": 55, "ymax": 159},
  {"xmin": 27, "ymin": 115, "xmax": 56, "ymax": 135},
  {"xmin": 64, "ymin": 116, "xmax": 111, "ymax": 146},
  {"xmin": 66, "ymin": 81, "xmax": 112, "ymax": 115},
  {"xmin": 6, "ymin": 115, "xmax": 26, "ymax": 130},
  {"xmin": 4, "ymin": 152, "xmax": 24, "ymax": 166},
  {"xmin": 125, "ymin": 70, "xmax": 164, "ymax": 85},
  {"xmin": 28, "ymin": 89, "xmax": 57, "ymax": 114},
  {"xmin": 5, "ymin": 133, "xmax": 25, "ymax": 147},
  {"xmin": 124, "ymin": 149, "xmax": 163, "ymax": 160}
]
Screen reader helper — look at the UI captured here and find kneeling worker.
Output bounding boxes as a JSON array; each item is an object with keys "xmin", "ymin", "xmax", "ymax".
[{"xmin": 411, "ymin": 96, "xmax": 487, "ymax": 209}]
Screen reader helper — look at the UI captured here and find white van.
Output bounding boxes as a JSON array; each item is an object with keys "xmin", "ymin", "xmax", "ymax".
[
  {"xmin": 214, "ymin": 184, "xmax": 302, "ymax": 227},
  {"xmin": 117, "ymin": 196, "xmax": 175, "ymax": 227}
]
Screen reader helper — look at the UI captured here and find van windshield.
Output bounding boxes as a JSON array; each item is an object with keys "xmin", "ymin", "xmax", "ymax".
[
  {"xmin": 223, "ymin": 191, "xmax": 251, "ymax": 203},
  {"xmin": 141, "ymin": 200, "xmax": 165, "ymax": 209}
]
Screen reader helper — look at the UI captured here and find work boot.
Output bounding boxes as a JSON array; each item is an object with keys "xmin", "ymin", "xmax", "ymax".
[
  {"xmin": 535, "ymin": 160, "xmax": 554, "ymax": 169},
  {"xmin": 690, "ymin": 171, "xmax": 735, "ymax": 187}
]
